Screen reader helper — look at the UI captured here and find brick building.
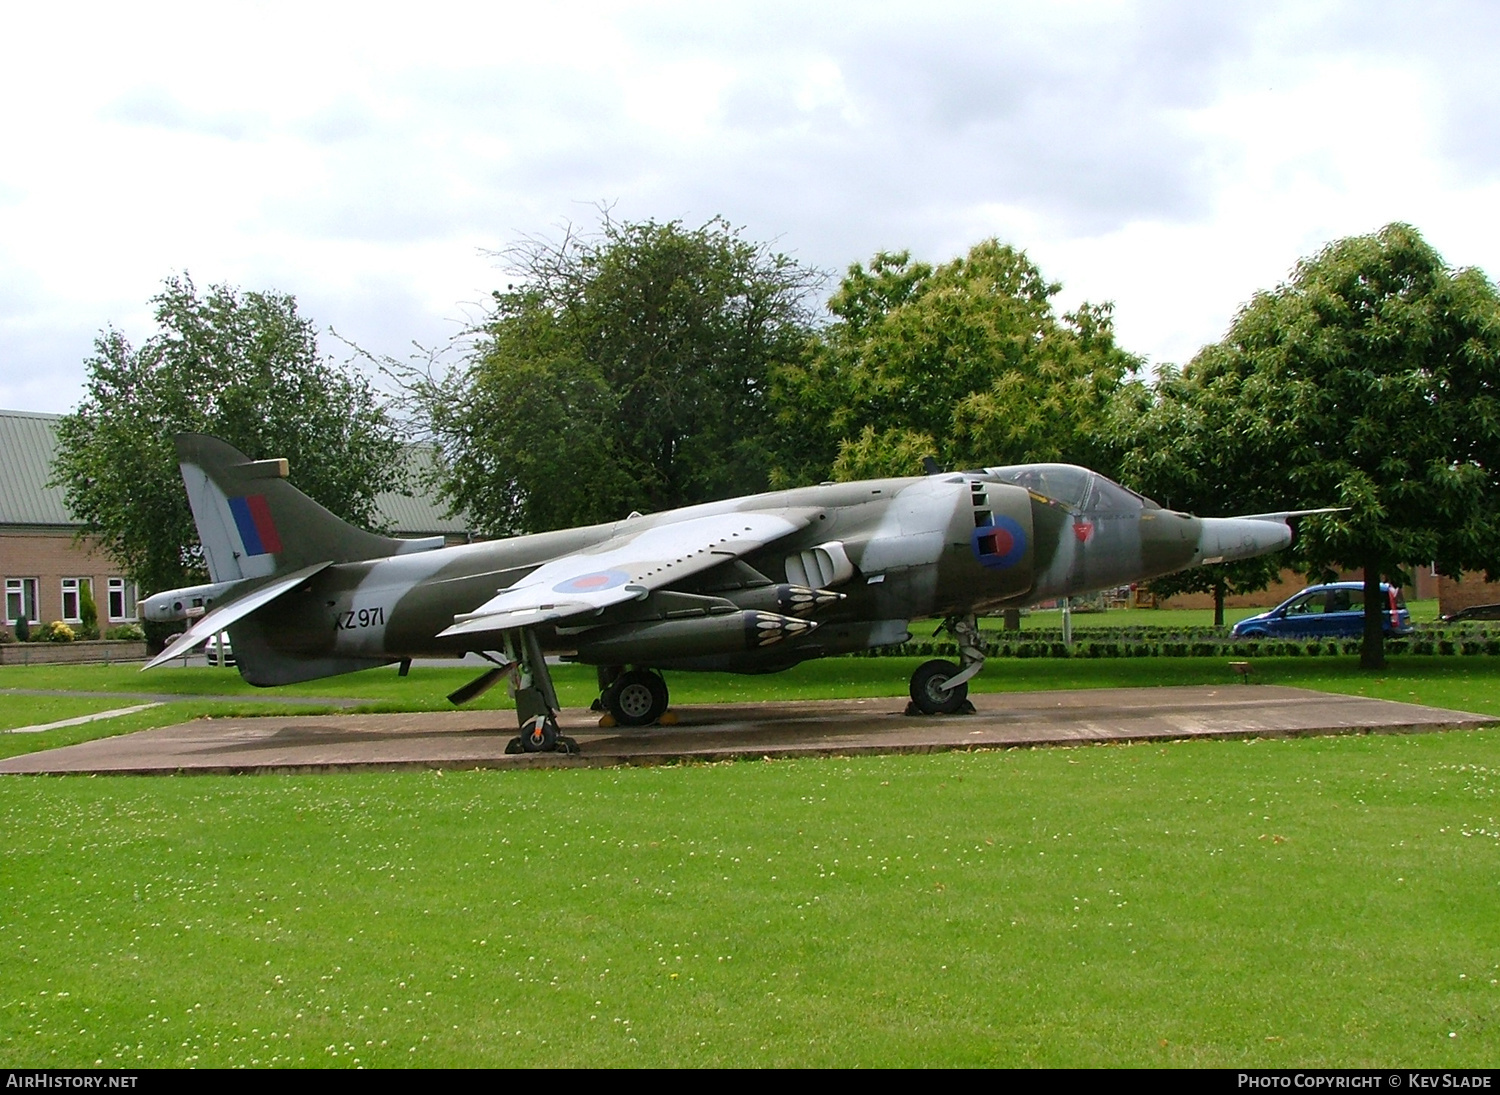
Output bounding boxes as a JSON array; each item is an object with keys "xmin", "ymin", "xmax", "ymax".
[
  {"xmin": 0, "ymin": 410, "xmax": 470, "ymax": 633},
  {"xmin": 1435, "ymin": 572, "xmax": 1500, "ymax": 617}
]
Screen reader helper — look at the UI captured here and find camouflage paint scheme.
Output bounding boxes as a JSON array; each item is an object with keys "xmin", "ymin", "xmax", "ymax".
[{"xmin": 143, "ymin": 436, "xmax": 1292, "ymax": 699}]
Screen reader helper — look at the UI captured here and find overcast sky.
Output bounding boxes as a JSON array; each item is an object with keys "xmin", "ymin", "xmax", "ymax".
[{"xmin": 3, "ymin": 0, "xmax": 1498, "ymax": 413}]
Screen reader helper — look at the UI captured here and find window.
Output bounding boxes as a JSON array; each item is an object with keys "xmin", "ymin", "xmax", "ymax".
[
  {"xmin": 6, "ymin": 578, "xmax": 38, "ymax": 625},
  {"xmin": 1323, "ymin": 589, "xmax": 1362, "ymax": 614},
  {"xmin": 61, "ymin": 577, "xmax": 92, "ymax": 623},
  {"xmin": 107, "ymin": 578, "xmax": 137, "ymax": 621}
]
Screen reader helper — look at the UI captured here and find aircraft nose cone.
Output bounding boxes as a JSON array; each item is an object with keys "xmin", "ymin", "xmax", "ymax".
[{"xmin": 1195, "ymin": 517, "xmax": 1292, "ymax": 565}]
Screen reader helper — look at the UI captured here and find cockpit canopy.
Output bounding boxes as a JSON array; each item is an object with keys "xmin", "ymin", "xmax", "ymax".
[{"xmin": 981, "ymin": 463, "xmax": 1161, "ymax": 513}]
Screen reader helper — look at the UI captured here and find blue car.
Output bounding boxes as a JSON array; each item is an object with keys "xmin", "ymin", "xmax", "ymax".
[{"xmin": 1230, "ymin": 582, "xmax": 1412, "ymax": 640}]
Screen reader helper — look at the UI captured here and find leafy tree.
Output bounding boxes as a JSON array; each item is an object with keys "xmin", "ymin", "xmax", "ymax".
[
  {"xmin": 413, "ymin": 215, "xmax": 821, "ymax": 536},
  {"xmin": 773, "ymin": 242, "xmax": 1139, "ymax": 483},
  {"xmin": 54, "ymin": 276, "xmax": 404, "ymax": 607},
  {"xmin": 1111, "ymin": 368, "xmax": 1289, "ymax": 627},
  {"xmin": 1155, "ymin": 224, "xmax": 1500, "ymax": 667}
]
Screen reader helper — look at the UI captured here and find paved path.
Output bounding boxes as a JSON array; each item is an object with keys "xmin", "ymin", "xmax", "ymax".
[
  {"xmin": 1, "ymin": 685, "xmax": 1492, "ymax": 776},
  {"xmin": 6, "ymin": 703, "xmax": 163, "ymax": 734},
  {"xmin": 0, "ymin": 687, "xmax": 374, "ymax": 708}
]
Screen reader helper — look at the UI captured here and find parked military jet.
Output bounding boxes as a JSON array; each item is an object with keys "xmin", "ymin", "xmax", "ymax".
[{"xmin": 142, "ymin": 435, "xmax": 1302, "ymax": 752}]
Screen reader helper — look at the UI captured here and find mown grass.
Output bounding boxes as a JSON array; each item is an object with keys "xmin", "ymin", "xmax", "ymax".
[
  {"xmin": 3, "ymin": 647, "xmax": 1498, "ymax": 1066},
  {"xmin": 2, "ymin": 730, "xmax": 1497, "ymax": 1067},
  {"xmin": 0, "ymin": 697, "xmax": 161, "ymax": 734}
]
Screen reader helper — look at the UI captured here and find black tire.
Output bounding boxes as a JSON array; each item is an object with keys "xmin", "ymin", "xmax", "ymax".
[
  {"xmin": 592, "ymin": 664, "xmax": 626, "ymax": 711},
  {"xmin": 909, "ymin": 659, "xmax": 967, "ymax": 715},
  {"xmin": 607, "ymin": 669, "xmax": 669, "ymax": 727},
  {"xmin": 520, "ymin": 713, "xmax": 560, "ymax": 752}
]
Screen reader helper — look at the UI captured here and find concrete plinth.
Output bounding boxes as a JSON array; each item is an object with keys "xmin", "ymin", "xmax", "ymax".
[{"xmin": 1, "ymin": 685, "xmax": 1492, "ymax": 777}]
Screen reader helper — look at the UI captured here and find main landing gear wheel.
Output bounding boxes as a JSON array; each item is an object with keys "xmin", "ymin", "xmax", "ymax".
[
  {"xmin": 606, "ymin": 669, "xmax": 669, "ymax": 726},
  {"xmin": 909, "ymin": 659, "xmax": 968, "ymax": 715}
]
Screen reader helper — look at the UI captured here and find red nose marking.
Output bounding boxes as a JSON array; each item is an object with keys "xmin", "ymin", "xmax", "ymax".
[{"xmin": 1073, "ymin": 521, "xmax": 1094, "ymax": 543}]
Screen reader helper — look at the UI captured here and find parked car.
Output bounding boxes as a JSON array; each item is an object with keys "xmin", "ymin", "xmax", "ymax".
[
  {"xmin": 1230, "ymin": 582, "xmax": 1412, "ymax": 640},
  {"xmin": 205, "ymin": 633, "xmax": 235, "ymax": 666}
]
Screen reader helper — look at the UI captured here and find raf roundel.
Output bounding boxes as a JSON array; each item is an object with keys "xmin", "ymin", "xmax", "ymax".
[
  {"xmin": 971, "ymin": 515, "xmax": 1028, "ymax": 570},
  {"xmin": 552, "ymin": 569, "xmax": 632, "ymax": 595}
]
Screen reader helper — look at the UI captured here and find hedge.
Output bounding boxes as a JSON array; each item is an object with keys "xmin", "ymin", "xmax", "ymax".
[{"xmin": 856, "ymin": 624, "xmax": 1500, "ymax": 659}]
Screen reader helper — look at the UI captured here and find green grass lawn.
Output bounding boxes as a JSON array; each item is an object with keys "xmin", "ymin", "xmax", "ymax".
[
  {"xmin": 0, "ymin": 696, "xmax": 161, "ymax": 734},
  {"xmin": 2, "ymin": 731, "xmax": 1497, "ymax": 1067},
  {"xmin": 3, "ymin": 650, "xmax": 1499, "ymax": 1066}
]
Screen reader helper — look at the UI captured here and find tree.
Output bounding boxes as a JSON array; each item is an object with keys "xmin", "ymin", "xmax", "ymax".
[
  {"xmin": 1158, "ymin": 224, "xmax": 1500, "ymax": 667},
  {"xmin": 78, "ymin": 582, "xmax": 99, "ymax": 641},
  {"xmin": 772, "ymin": 242, "xmax": 1140, "ymax": 483},
  {"xmin": 1143, "ymin": 558, "xmax": 1286, "ymax": 630},
  {"xmin": 53, "ymin": 276, "xmax": 404, "ymax": 606},
  {"xmin": 412, "ymin": 215, "xmax": 822, "ymax": 536},
  {"xmin": 1110, "ymin": 367, "xmax": 1289, "ymax": 627}
]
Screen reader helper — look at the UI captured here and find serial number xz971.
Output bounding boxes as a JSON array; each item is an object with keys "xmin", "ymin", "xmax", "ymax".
[{"xmin": 336, "ymin": 606, "xmax": 386, "ymax": 630}]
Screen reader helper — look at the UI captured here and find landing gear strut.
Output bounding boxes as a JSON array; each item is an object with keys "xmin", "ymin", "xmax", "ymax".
[
  {"xmin": 591, "ymin": 665, "xmax": 624, "ymax": 712},
  {"xmin": 501, "ymin": 627, "xmax": 579, "ymax": 754},
  {"xmin": 906, "ymin": 613, "xmax": 985, "ymax": 716}
]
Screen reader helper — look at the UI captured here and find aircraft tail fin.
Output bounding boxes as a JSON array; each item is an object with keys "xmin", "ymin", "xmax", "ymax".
[{"xmin": 175, "ymin": 434, "xmax": 441, "ymax": 582}]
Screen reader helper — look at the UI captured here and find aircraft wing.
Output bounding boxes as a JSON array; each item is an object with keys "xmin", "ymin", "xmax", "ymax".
[
  {"xmin": 438, "ymin": 511, "xmax": 812, "ymax": 637},
  {"xmin": 142, "ymin": 561, "xmax": 334, "ymax": 670}
]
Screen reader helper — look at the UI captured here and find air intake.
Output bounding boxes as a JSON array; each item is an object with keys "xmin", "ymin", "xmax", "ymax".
[{"xmin": 784, "ymin": 541, "xmax": 853, "ymax": 588}]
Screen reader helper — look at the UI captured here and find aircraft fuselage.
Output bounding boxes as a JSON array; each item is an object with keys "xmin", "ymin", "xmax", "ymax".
[{"xmin": 224, "ymin": 466, "xmax": 1218, "ymax": 682}]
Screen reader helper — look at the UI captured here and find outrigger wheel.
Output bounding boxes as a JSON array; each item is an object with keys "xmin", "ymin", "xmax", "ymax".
[
  {"xmin": 506, "ymin": 713, "xmax": 579, "ymax": 755},
  {"xmin": 502, "ymin": 627, "xmax": 579, "ymax": 754},
  {"xmin": 908, "ymin": 659, "xmax": 969, "ymax": 715},
  {"xmin": 605, "ymin": 669, "xmax": 670, "ymax": 727},
  {"xmin": 522, "ymin": 712, "xmax": 559, "ymax": 752}
]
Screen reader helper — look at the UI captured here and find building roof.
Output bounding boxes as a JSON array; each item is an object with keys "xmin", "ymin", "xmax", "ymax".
[
  {"xmin": 374, "ymin": 443, "xmax": 471, "ymax": 536},
  {"xmin": 0, "ymin": 409, "xmax": 470, "ymax": 537},
  {"xmin": 0, "ymin": 410, "xmax": 75, "ymax": 526}
]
